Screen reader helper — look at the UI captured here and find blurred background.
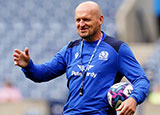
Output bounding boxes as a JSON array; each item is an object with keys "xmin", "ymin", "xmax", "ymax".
[{"xmin": 0, "ymin": 0, "xmax": 159, "ymax": 115}]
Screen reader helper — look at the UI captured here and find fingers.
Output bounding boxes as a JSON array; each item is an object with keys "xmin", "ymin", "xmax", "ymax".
[
  {"xmin": 13, "ymin": 53, "xmax": 19, "ymax": 66},
  {"xmin": 118, "ymin": 107, "xmax": 134, "ymax": 115},
  {"xmin": 14, "ymin": 49, "xmax": 23, "ymax": 55},
  {"xmin": 13, "ymin": 53, "xmax": 19, "ymax": 58},
  {"xmin": 13, "ymin": 50, "xmax": 21, "ymax": 65},
  {"xmin": 117, "ymin": 102, "xmax": 131, "ymax": 115},
  {"xmin": 24, "ymin": 47, "xmax": 29, "ymax": 56},
  {"xmin": 116, "ymin": 97, "xmax": 136, "ymax": 115},
  {"xmin": 13, "ymin": 49, "xmax": 22, "ymax": 61},
  {"xmin": 13, "ymin": 48, "xmax": 30, "ymax": 67},
  {"xmin": 13, "ymin": 50, "xmax": 21, "ymax": 66},
  {"xmin": 13, "ymin": 48, "xmax": 29, "ymax": 57},
  {"xmin": 116, "ymin": 102, "xmax": 124, "ymax": 111},
  {"xmin": 116, "ymin": 103, "xmax": 124, "ymax": 115}
]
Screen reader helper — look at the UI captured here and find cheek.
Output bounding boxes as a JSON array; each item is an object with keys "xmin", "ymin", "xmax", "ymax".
[
  {"xmin": 87, "ymin": 22, "xmax": 95, "ymax": 28},
  {"xmin": 92, "ymin": 23, "xmax": 99, "ymax": 30}
]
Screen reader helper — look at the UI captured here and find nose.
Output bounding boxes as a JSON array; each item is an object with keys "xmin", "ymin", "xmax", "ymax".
[{"xmin": 79, "ymin": 20, "xmax": 85, "ymax": 27}]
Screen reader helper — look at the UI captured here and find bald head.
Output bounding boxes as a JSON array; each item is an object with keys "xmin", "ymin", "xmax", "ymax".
[{"xmin": 75, "ymin": 1, "xmax": 103, "ymax": 17}]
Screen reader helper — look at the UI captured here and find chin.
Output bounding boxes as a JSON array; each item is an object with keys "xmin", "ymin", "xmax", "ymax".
[
  {"xmin": 80, "ymin": 35, "xmax": 89, "ymax": 39},
  {"xmin": 79, "ymin": 32, "xmax": 89, "ymax": 38}
]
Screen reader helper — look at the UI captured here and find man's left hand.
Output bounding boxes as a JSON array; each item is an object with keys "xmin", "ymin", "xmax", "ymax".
[{"xmin": 116, "ymin": 97, "xmax": 137, "ymax": 115}]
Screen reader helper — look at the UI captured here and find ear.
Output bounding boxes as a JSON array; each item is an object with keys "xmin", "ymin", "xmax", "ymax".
[{"xmin": 99, "ymin": 15, "xmax": 104, "ymax": 25}]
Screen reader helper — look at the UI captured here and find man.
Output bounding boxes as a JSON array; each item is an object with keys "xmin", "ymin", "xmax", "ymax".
[{"xmin": 13, "ymin": 1, "xmax": 149, "ymax": 115}]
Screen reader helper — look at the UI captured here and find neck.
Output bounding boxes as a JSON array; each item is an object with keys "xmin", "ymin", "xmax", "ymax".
[{"xmin": 83, "ymin": 31, "xmax": 102, "ymax": 42}]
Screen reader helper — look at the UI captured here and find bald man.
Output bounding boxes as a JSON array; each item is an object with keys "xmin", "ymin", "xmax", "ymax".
[
  {"xmin": 75, "ymin": 1, "xmax": 103, "ymax": 42},
  {"xmin": 13, "ymin": 1, "xmax": 149, "ymax": 115}
]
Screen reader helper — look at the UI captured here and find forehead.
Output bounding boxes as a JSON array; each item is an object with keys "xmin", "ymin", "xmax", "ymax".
[{"xmin": 75, "ymin": 8, "xmax": 95, "ymax": 19}]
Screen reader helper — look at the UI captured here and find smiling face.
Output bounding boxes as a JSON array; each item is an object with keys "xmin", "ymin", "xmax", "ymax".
[{"xmin": 75, "ymin": 1, "xmax": 103, "ymax": 42}]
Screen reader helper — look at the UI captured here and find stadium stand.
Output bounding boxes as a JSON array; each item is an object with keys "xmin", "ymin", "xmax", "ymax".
[
  {"xmin": 2, "ymin": 0, "xmax": 160, "ymax": 115},
  {"xmin": 0, "ymin": 0, "xmax": 122, "ymax": 101},
  {"xmin": 0, "ymin": 0, "xmax": 124, "ymax": 114}
]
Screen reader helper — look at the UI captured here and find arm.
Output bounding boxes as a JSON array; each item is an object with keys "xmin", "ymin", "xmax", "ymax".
[
  {"xmin": 13, "ymin": 47, "xmax": 67, "ymax": 82},
  {"xmin": 117, "ymin": 43, "xmax": 150, "ymax": 115}
]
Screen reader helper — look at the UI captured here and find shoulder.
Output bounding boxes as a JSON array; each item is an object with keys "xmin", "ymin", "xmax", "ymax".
[
  {"xmin": 58, "ymin": 39, "xmax": 82, "ymax": 57},
  {"xmin": 67, "ymin": 39, "xmax": 82, "ymax": 49},
  {"xmin": 118, "ymin": 43, "xmax": 134, "ymax": 57},
  {"xmin": 103, "ymin": 35, "xmax": 124, "ymax": 53}
]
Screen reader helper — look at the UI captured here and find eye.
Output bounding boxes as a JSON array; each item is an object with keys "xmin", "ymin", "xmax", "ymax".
[
  {"xmin": 83, "ymin": 18, "xmax": 90, "ymax": 22},
  {"xmin": 76, "ymin": 19, "xmax": 80, "ymax": 23}
]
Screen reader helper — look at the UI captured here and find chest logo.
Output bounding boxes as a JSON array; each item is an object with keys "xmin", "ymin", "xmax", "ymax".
[
  {"xmin": 98, "ymin": 51, "xmax": 109, "ymax": 60},
  {"xmin": 71, "ymin": 65, "xmax": 96, "ymax": 78},
  {"xmin": 77, "ymin": 65, "xmax": 94, "ymax": 72}
]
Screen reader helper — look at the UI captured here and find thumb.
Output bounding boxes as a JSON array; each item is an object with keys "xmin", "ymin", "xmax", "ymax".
[
  {"xmin": 24, "ymin": 47, "xmax": 29, "ymax": 56},
  {"xmin": 116, "ymin": 102, "xmax": 124, "ymax": 111}
]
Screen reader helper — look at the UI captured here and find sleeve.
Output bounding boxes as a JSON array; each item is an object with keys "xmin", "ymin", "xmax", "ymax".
[
  {"xmin": 118, "ymin": 43, "xmax": 150, "ymax": 104},
  {"xmin": 21, "ymin": 45, "xmax": 68, "ymax": 83}
]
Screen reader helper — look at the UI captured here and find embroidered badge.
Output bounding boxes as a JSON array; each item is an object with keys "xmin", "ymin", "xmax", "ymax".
[{"xmin": 98, "ymin": 51, "xmax": 109, "ymax": 60}]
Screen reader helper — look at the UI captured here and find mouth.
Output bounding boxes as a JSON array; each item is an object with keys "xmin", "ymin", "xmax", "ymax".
[{"xmin": 80, "ymin": 28, "xmax": 88, "ymax": 33}]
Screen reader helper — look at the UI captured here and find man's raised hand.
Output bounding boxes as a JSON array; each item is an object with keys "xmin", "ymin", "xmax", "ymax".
[{"xmin": 13, "ymin": 47, "xmax": 30, "ymax": 68}]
